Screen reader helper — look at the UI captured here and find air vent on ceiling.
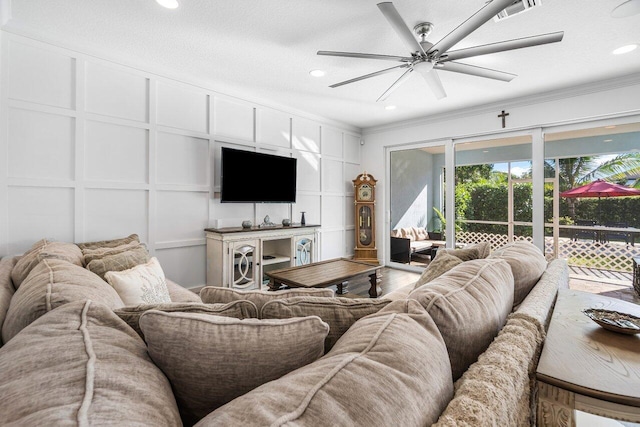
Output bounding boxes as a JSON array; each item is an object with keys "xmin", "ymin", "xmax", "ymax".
[{"xmin": 493, "ymin": 0, "xmax": 541, "ymax": 21}]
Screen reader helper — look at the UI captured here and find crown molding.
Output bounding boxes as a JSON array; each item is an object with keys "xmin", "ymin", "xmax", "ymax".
[{"xmin": 363, "ymin": 73, "xmax": 640, "ymax": 136}]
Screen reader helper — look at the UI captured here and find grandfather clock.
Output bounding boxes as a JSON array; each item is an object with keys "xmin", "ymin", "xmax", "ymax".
[{"xmin": 353, "ymin": 172, "xmax": 378, "ymax": 264}]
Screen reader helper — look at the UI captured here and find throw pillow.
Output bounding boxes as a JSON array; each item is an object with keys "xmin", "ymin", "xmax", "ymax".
[
  {"xmin": 114, "ymin": 300, "xmax": 258, "ymax": 338},
  {"xmin": 489, "ymin": 241, "xmax": 548, "ymax": 306},
  {"xmin": 413, "ymin": 251, "xmax": 463, "ymax": 289},
  {"xmin": 261, "ymin": 296, "xmax": 391, "ymax": 352},
  {"xmin": 0, "ymin": 257, "xmax": 18, "ymax": 347},
  {"xmin": 77, "ymin": 233, "xmax": 140, "ymax": 250},
  {"xmin": 408, "ymin": 258, "xmax": 514, "ymax": 381},
  {"xmin": 197, "ymin": 300, "xmax": 453, "ymax": 427},
  {"xmin": 199, "ymin": 286, "xmax": 334, "ymax": 314},
  {"xmin": 442, "ymin": 241, "xmax": 491, "ymax": 261},
  {"xmin": 81, "ymin": 240, "xmax": 143, "ymax": 266},
  {"xmin": 85, "ymin": 245, "xmax": 150, "ymax": 280},
  {"xmin": 2, "ymin": 259, "xmax": 124, "ymax": 343},
  {"xmin": 0, "ymin": 300, "xmax": 181, "ymax": 426},
  {"xmin": 104, "ymin": 257, "xmax": 171, "ymax": 306},
  {"xmin": 139, "ymin": 310, "xmax": 329, "ymax": 426},
  {"xmin": 11, "ymin": 240, "xmax": 83, "ymax": 289}
]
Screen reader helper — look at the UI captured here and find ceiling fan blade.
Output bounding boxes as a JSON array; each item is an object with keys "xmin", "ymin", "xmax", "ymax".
[
  {"xmin": 377, "ymin": 2, "xmax": 426, "ymax": 56},
  {"xmin": 415, "ymin": 68, "xmax": 447, "ymax": 100},
  {"xmin": 437, "ymin": 62, "xmax": 516, "ymax": 82},
  {"xmin": 329, "ymin": 64, "xmax": 410, "ymax": 88},
  {"xmin": 377, "ymin": 67, "xmax": 414, "ymax": 102},
  {"xmin": 427, "ymin": 0, "xmax": 514, "ymax": 57},
  {"xmin": 440, "ymin": 32, "xmax": 565, "ymax": 62},
  {"xmin": 317, "ymin": 51, "xmax": 412, "ymax": 62}
]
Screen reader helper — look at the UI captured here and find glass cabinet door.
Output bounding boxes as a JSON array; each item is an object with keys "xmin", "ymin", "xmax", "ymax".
[
  {"xmin": 294, "ymin": 235, "xmax": 314, "ymax": 266},
  {"xmin": 230, "ymin": 240, "xmax": 259, "ymax": 289}
]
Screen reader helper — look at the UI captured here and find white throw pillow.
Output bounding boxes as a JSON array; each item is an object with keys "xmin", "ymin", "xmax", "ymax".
[{"xmin": 104, "ymin": 257, "xmax": 171, "ymax": 305}]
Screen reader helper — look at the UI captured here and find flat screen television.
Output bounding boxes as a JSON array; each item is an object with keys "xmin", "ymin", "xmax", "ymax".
[{"xmin": 220, "ymin": 147, "xmax": 297, "ymax": 203}]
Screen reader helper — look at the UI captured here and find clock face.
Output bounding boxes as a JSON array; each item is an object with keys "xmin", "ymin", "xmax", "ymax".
[{"xmin": 358, "ymin": 184, "xmax": 373, "ymax": 201}]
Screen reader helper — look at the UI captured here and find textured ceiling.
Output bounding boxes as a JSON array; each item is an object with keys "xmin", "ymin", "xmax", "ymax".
[{"xmin": 4, "ymin": 0, "xmax": 640, "ymax": 129}]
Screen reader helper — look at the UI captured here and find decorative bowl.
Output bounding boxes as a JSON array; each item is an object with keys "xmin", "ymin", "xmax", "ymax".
[{"xmin": 582, "ymin": 308, "xmax": 640, "ymax": 335}]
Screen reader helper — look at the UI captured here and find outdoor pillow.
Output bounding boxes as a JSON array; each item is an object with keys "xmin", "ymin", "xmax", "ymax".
[
  {"xmin": 199, "ymin": 286, "xmax": 334, "ymax": 315},
  {"xmin": 11, "ymin": 240, "xmax": 83, "ymax": 289},
  {"xmin": 408, "ymin": 258, "xmax": 514, "ymax": 381},
  {"xmin": 104, "ymin": 257, "xmax": 171, "ymax": 306},
  {"xmin": 140, "ymin": 310, "xmax": 329, "ymax": 426},
  {"xmin": 196, "ymin": 300, "xmax": 453, "ymax": 427},
  {"xmin": 0, "ymin": 300, "xmax": 181, "ymax": 426},
  {"xmin": 114, "ymin": 300, "xmax": 258, "ymax": 338},
  {"xmin": 489, "ymin": 241, "xmax": 547, "ymax": 306},
  {"xmin": 261, "ymin": 296, "xmax": 391, "ymax": 352}
]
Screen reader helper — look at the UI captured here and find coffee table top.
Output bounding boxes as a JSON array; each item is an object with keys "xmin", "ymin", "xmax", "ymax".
[
  {"xmin": 265, "ymin": 258, "xmax": 379, "ymax": 289},
  {"xmin": 536, "ymin": 289, "xmax": 640, "ymax": 407}
]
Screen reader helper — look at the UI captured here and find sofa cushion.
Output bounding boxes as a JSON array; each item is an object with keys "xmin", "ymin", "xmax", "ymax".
[
  {"xmin": 114, "ymin": 300, "xmax": 258, "ymax": 338},
  {"xmin": 196, "ymin": 299, "xmax": 454, "ymax": 427},
  {"xmin": 85, "ymin": 244, "xmax": 150, "ymax": 280},
  {"xmin": 80, "ymin": 240, "xmax": 143, "ymax": 266},
  {"xmin": 408, "ymin": 258, "xmax": 514, "ymax": 381},
  {"xmin": 261, "ymin": 296, "xmax": 391, "ymax": 352},
  {"xmin": 413, "ymin": 251, "xmax": 464, "ymax": 289},
  {"xmin": 412, "ymin": 226, "xmax": 430, "ymax": 240},
  {"xmin": 0, "ymin": 257, "xmax": 18, "ymax": 346},
  {"xmin": 11, "ymin": 240, "xmax": 83, "ymax": 289},
  {"xmin": 489, "ymin": 241, "xmax": 547, "ymax": 306},
  {"xmin": 166, "ymin": 278, "xmax": 202, "ymax": 303},
  {"xmin": 199, "ymin": 286, "xmax": 334, "ymax": 314},
  {"xmin": 77, "ymin": 233, "xmax": 140, "ymax": 250},
  {"xmin": 0, "ymin": 300, "xmax": 181, "ymax": 426},
  {"xmin": 442, "ymin": 241, "xmax": 491, "ymax": 261},
  {"xmin": 104, "ymin": 257, "xmax": 171, "ymax": 305},
  {"xmin": 140, "ymin": 310, "xmax": 329, "ymax": 426},
  {"xmin": 2, "ymin": 259, "xmax": 124, "ymax": 343}
]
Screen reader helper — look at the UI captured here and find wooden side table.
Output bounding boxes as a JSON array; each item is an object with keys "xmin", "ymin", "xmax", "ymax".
[{"xmin": 536, "ymin": 289, "xmax": 640, "ymax": 426}]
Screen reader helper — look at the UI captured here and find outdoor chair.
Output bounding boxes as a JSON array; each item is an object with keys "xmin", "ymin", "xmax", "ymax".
[
  {"xmin": 602, "ymin": 221, "xmax": 631, "ymax": 245},
  {"xmin": 573, "ymin": 219, "xmax": 598, "ymax": 242}
]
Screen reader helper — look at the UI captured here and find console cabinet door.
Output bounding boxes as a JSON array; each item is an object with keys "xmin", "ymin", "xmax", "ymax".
[
  {"xmin": 229, "ymin": 239, "xmax": 260, "ymax": 289},
  {"xmin": 293, "ymin": 234, "xmax": 315, "ymax": 266}
]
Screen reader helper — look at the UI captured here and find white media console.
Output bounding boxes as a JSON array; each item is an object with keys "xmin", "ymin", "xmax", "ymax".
[{"xmin": 205, "ymin": 224, "xmax": 321, "ymax": 290}]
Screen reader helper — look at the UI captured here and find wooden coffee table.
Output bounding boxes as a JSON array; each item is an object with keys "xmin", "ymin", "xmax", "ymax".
[
  {"xmin": 536, "ymin": 289, "xmax": 640, "ymax": 425},
  {"xmin": 265, "ymin": 258, "xmax": 381, "ymax": 298}
]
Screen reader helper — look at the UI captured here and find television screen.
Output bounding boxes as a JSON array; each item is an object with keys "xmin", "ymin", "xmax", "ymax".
[{"xmin": 220, "ymin": 147, "xmax": 297, "ymax": 203}]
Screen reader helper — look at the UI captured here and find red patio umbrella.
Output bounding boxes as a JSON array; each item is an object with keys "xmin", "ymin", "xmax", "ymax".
[
  {"xmin": 560, "ymin": 179, "xmax": 640, "ymax": 198},
  {"xmin": 560, "ymin": 179, "xmax": 640, "ymax": 223}
]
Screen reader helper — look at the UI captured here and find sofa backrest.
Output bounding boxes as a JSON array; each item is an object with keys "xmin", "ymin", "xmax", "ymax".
[{"xmin": 0, "ymin": 257, "xmax": 18, "ymax": 348}]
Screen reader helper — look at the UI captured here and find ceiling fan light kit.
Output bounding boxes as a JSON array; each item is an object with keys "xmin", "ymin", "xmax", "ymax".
[{"xmin": 317, "ymin": 0, "xmax": 563, "ymax": 103}]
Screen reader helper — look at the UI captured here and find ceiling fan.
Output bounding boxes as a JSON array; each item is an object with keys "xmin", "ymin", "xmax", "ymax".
[{"xmin": 317, "ymin": 0, "xmax": 564, "ymax": 102}]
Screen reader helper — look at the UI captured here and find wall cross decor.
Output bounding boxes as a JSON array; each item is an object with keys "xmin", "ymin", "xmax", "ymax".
[{"xmin": 498, "ymin": 110, "xmax": 510, "ymax": 128}]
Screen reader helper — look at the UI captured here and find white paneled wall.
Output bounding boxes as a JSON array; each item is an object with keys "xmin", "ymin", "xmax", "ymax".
[{"xmin": 0, "ymin": 33, "xmax": 361, "ymax": 287}]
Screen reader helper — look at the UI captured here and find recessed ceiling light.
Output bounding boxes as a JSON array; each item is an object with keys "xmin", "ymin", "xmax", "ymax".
[
  {"xmin": 605, "ymin": 125, "xmax": 617, "ymax": 129},
  {"xmin": 156, "ymin": 0, "xmax": 179, "ymax": 9},
  {"xmin": 385, "ymin": 105, "xmax": 397, "ymax": 110},
  {"xmin": 604, "ymin": 139, "xmax": 613, "ymax": 142},
  {"xmin": 613, "ymin": 44, "xmax": 638, "ymax": 55},
  {"xmin": 482, "ymin": 150, "xmax": 489, "ymax": 153},
  {"xmin": 309, "ymin": 70, "xmax": 326, "ymax": 77}
]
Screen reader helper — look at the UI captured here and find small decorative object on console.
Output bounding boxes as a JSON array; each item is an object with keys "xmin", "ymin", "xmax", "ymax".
[
  {"xmin": 300, "ymin": 212, "xmax": 306, "ymax": 225},
  {"xmin": 282, "ymin": 219, "xmax": 291, "ymax": 226},
  {"xmin": 241, "ymin": 220, "xmax": 252, "ymax": 229},
  {"xmin": 259, "ymin": 215, "xmax": 276, "ymax": 228},
  {"xmin": 583, "ymin": 308, "xmax": 640, "ymax": 335}
]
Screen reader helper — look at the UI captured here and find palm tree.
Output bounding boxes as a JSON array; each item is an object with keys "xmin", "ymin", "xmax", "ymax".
[{"xmin": 554, "ymin": 153, "xmax": 640, "ymax": 218}]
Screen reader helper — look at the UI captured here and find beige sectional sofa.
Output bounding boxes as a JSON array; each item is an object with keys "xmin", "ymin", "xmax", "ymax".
[{"xmin": 0, "ymin": 237, "xmax": 568, "ymax": 426}]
